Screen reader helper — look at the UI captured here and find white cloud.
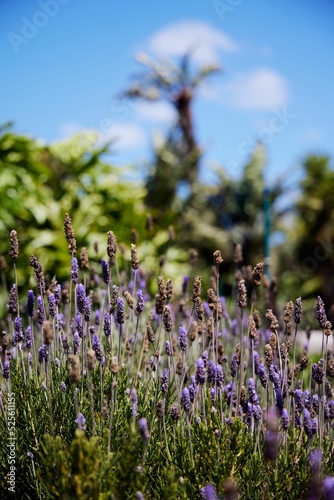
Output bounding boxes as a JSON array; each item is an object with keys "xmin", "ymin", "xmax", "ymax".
[
  {"xmin": 147, "ymin": 20, "xmax": 237, "ymax": 65},
  {"xmin": 221, "ymin": 68, "xmax": 289, "ymax": 110},
  {"xmin": 135, "ymin": 101, "xmax": 176, "ymax": 123},
  {"xmin": 59, "ymin": 122, "xmax": 146, "ymax": 151},
  {"xmin": 101, "ymin": 122, "xmax": 146, "ymax": 150}
]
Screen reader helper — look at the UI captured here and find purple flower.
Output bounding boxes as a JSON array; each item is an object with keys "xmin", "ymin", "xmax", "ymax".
[
  {"xmin": 76, "ymin": 284, "xmax": 85, "ymax": 313},
  {"xmin": 315, "ymin": 296, "xmax": 327, "ymax": 329},
  {"xmin": 295, "ymin": 389, "xmax": 304, "ymax": 411},
  {"xmin": 3, "ymin": 361, "xmax": 10, "ymax": 380},
  {"xmin": 200, "ymin": 483, "xmax": 218, "ymax": 500},
  {"xmin": 230, "ymin": 354, "xmax": 238, "ymax": 378},
  {"xmin": 136, "ymin": 289, "xmax": 145, "ymax": 314},
  {"xmin": 38, "ymin": 345, "xmax": 49, "ymax": 363},
  {"xmin": 54, "ymin": 358, "xmax": 60, "ymax": 368},
  {"xmin": 75, "ymin": 412, "xmax": 86, "ymax": 430},
  {"xmin": 37, "ymin": 296, "xmax": 45, "ymax": 326},
  {"xmin": 303, "ymin": 409, "xmax": 312, "ymax": 436},
  {"xmin": 196, "ymin": 358, "xmax": 206, "ymax": 385},
  {"xmin": 54, "ymin": 284, "xmax": 61, "ymax": 306},
  {"xmin": 150, "ymin": 356, "xmax": 156, "ymax": 372},
  {"xmin": 282, "ymin": 408, "xmax": 289, "ymax": 431},
  {"xmin": 14, "ymin": 316, "xmax": 24, "ymax": 344},
  {"xmin": 103, "ymin": 313, "xmax": 111, "ymax": 337},
  {"xmin": 26, "ymin": 290, "xmax": 35, "ymax": 317},
  {"xmin": 253, "ymin": 404, "xmax": 262, "ymax": 421},
  {"xmin": 84, "ymin": 296, "xmax": 91, "ymax": 322},
  {"xmin": 115, "ymin": 298, "xmax": 125, "ymax": 325},
  {"xmin": 165, "ymin": 340, "xmax": 172, "ymax": 357},
  {"xmin": 215, "ymin": 364, "xmax": 224, "ymax": 388},
  {"xmin": 179, "ymin": 326, "xmax": 187, "ymax": 352},
  {"xmin": 207, "ymin": 361, "xmax": 216, "ymax": 385},
  {"xmin": 182, "ymin": 276, "xmax": 189, "ymax": 295},
  {"xmin": 182, "ymin": 387, "xmax": 191, "ymax": 412},
  {"xmin": 6, "ymin": 284, "xmax": 17, "ymax": 315},
  {"xmin": 310, "ymin": 449, "xmax": 322, "ymax": 472},
  {"xmin": 254, "ymin": 350, "xmax": 260, "ymax": 375},
  {"xmin": 73, "ymin": 332, "xmax": 80, "ymax": 353},
  {"xmin": 312, "ymin": 394, "xmax": 319, "ymax": 414},
  {"xmin": 160, "ymin": 368, "xmax": 169, "ymax": 395},
  {"xmin": 294, "ymin": 297, "xmax": 303, "ymax": 325},
  {"xmin": 188, "ymin": 375, "xmax": 197, "ymax": 402},
  {"xmin": 210, "ymin": 387, "xmax": 216, "ymax": 402},
  {"xmin": 48, "ymin": 293, "xmax": 56, "ymax": 318},
  {"xmin": 60, "ymin": 381, "xmax": 67, "ymax": 392},
  {"xmin": 136, "ymin": 493, "xmax": 144, "ymax": 500},
  {"xmin": 248, "ymin": 378, "xmax": 259, "ymax": 405},
  {"xmin": 92, "ymin": 335, "xmax": 104, "ymax": 364},
  {"xmin": 258, "ymin": 363, "xmax": 267, "ymax": 388},
  {"xmin": 139, "ymin": 418, "xmax": 150, "ymax": 441},
  {"xmin": 25, "ymin": 326, "xmax": 32, "ymax": 349},
  {"xmin": 311, "ymin": 359, "xmax": 325, "ymax": 385},
  {"xmin": 71, "ymin": 257, "xmax": 79, "ymax": 284},
  {"xmin": 201, "ymin": 351, "xmax": 208, "ymax": 367},
  {"xmin": 130, "ymin": 388, "xmax": 138, "ymax": 417},
  {"xmin": 324, "ymin": 476, "xmax": 334, "ymax": 500},
  {"xmin": 101, "ymin": 259, "xmax": 110, "ymax": 285}
]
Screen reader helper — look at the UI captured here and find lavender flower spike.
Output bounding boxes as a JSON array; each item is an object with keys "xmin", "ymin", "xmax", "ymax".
[
  {"xmin": 182, "ymin": 387, "xmax": 191, "ymax": 412},
  {"xmin": 115, "ymin": 298, "xmax": 125, "ymax": 325},
  {"xmin": 139, "ymin": 418, "xmax": 150, "ymax": 441},
  {"xmin": 71, "ymin": 257, "xmax": 79, "ymax": 284},
  {"xmin": 26, "ymin": 290, "xmax": 35, "ymax": 317},
  {"xmin": 136, "ymin": 289, "xmax": 145, "ymax": 314},
  {"xmin": 101, "ymin": 258, "xmax": 110, "ymax": 285},
  {"xmin": 200, "ymin": 483, "xmax": 218, "ymax": 500},
  {"xmin": 75, "ymin": 412, "xmax": 86, "ymax": 430},
  {"xmin": 179, "ymin": 326, "xmax": 187, "ymax": 352}
]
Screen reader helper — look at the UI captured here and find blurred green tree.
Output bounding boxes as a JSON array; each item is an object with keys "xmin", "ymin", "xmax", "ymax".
[{"xmin": 280, "ymin": 155, "xmax": 334, "ymax": 308}]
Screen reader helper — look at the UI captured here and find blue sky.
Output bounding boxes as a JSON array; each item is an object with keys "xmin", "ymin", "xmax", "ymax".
[{"xmin": 1, "ymin": 0, "xmax": 334, "ymax": 189}]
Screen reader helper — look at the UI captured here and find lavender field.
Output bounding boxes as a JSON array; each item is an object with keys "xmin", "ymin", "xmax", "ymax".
[{"xmin": 1, "ymin": 218, "xmax": 334, "ymax": 499}]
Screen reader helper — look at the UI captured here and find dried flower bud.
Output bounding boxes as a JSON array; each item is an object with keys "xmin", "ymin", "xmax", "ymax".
[
  {"xmin": 324, "ymin": 320, "xmax": 332, "ymax": 337},
  {"xmin": 80, "ymin": 247, "xmax": 89, "ymax": 270},
  {"xmin": 248, "ymin": 315, "xmax": 256, "ymax": 340},
  {"xmin": 110, "ymin": 356, "xmax": 119, "ymax": 374},
  {"xmin": 266, "ymin": 309, "xmax": 279, "ymax": 331},
  {"xmin": 9, "ymin": 230, "xmax": 19, "ymax": 260},
  {"xmin": 165, "ymin": 279, "xmax": 173, "ymax": 302},
  {"xmin": 156, "ymin": 399, "xmax": 164, "ymax": 419},
  {"xmin": 283, "ymin": 301, "xmax": 294, "ymax": 324},
  {"xmin": 123, "ymin": 291, "xmax": 134, "ymax": 310},
  {"xmin": 189, "ymin": 321, "xmax": 198, "ymax": 342},
  {"xmin": 87, "ymin": 349, "xmax": 96, "ymax": 370},
  {"xmin": 213, "ymin": 250, "xmax": 223, "ymax": 266},
  {"xmin": 146, "ymin": 322, "xmax": 155, "ymax": 343},
  {"xmin": 192, "ymin": 276, "xmax": 202, "ymax": 302},
  {"xmin": 264, "ymin": 343, "xmax": 273, "ymax": 367},
  {"xmin": 131, "ymin": 244, "xmax": 139, "ymax": 270},
  {"xmin": 107, "ymin": 231, "xmax": 117, "ymax": 264},
  {"xmin": 162, "ymin": 306, "xmax": 173, "ymax": 333},
  {"xmin": 195, "ymin": 298, "xmax": 204, "ymax": 320},
  {"xmin": 237, "ymin": 279, "xmax": 247, "ymax": 308},
  {"xmin": 69, "ymin": 354, "xmax": 80, "ymax": 383},
  {"xmin": 42, "ymin": 321, "xmax": 53, "ymax": 345},
  {"xmin": 294, "ymin": 297, "xmax": 303, "ymax": 325},
  {"xmin": 252, "ymin": 262, "xmax": 264, "ymax": 287},
  {"xmin": 64, "ymin": 213, "xmax": 77, "ymax": 255},
  {"xmin": 157, "ymin": 276, "xmax": 166, "ymax": 301}
]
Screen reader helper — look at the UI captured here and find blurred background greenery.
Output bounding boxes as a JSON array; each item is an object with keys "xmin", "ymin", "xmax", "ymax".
[{"xmin": 1, "ymin": 54, "xmax": 334, "ymax": 314}]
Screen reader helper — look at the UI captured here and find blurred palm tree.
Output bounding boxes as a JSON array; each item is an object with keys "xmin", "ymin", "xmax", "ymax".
[{"xmin": 123, "ymin": 53, "xmax": 220, "ymax": 209}]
